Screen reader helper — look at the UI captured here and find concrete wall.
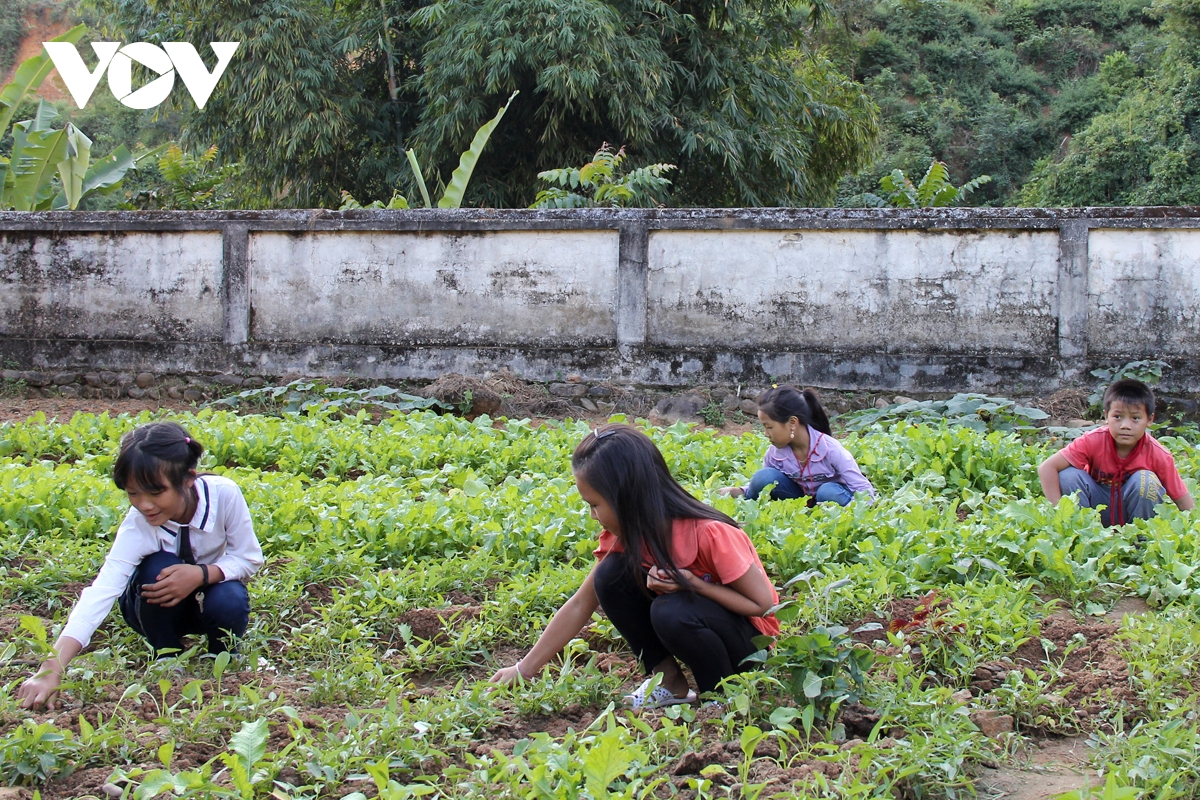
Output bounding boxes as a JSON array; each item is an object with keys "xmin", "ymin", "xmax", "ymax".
[{"xmin": 2, "ymin": 208, "xmax": 1199, "ymax": 391}]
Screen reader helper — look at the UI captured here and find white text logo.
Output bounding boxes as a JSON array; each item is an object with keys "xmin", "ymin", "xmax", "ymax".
[{"xmin": 43, "ymin": 42, "xmax": 240, "ymax": 110}]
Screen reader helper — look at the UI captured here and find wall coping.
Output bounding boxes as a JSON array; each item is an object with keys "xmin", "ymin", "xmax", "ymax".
[{"xmin": 3, "ymin": 206, "xmax": 1200, "ymax": 233}]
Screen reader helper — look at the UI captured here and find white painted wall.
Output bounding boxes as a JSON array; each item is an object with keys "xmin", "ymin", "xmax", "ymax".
[
  {"xmin": 0, "ymin": 231, "xmax": 223, "ymax": 341},
  {"xmin": 1088, "ymin": 229, "xmax": 1200, "ymax": 358},
  {"xmin": 3, "ymin": 210, "xmax": 1199, "ymax": 390},
  {"xmin": 646, "ymin": 229, "xmax": 1060, "ymax": 354},
  {"xmin": 249, "ymin": 231, "xmax": 620, "ymax": 346}
]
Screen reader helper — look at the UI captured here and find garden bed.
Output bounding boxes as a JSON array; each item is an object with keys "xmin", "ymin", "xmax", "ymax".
[{"xmin": 2, "ymin": 405, "xmax": 1199, "ymax": 798}]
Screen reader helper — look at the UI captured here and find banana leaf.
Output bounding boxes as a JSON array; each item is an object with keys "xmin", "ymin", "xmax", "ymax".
[
  {"xmin": 56, "ymin": 124, "xmax": 93, "ymax": 210},
  {"xmin": 437, "ymin": 90, "xmax": 517, "ymax": 209},
  {"xmin": 50, "ymin": 142, "xmax": 167, "ymax": 210},
  {"xmin": 0, "ymin": 25, "xmax": 85, "ymax": 141},
  {"xmin": 406, "ymin": 148, "xmax": 432, "ymax": 208},
  {"xmin": 7, "ymin": 121, "xmax": 70, "ymax": 211}
]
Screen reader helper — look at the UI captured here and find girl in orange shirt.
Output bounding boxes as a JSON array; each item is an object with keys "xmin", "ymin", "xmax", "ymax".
[{"xmin": 490, "ymin": 424, "xmax": 779, "ymax": 708}]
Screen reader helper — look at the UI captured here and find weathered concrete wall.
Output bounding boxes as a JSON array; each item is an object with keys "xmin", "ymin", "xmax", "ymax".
[
  {"xmin": 646, "ymin": 229, "xmax": 1060, "ymax": 354},
  {"xmin": 1, "ymin": 231, "xmax": 224, "ymax": 342},
  {"xmin": 1088, "ymin": 229, "xmax": 1200, "ymax": 359},
  {"xmin": 249, "ymin": 231, "xmax": 620, "ymax": 347},
  {"xmin": 2, "ymin": 208, "xmax": 1199, "ymax": 391}
]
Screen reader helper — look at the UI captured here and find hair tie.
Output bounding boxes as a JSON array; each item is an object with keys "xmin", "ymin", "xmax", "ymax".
[{"xmin": 184, "ymin": 437, "xmax": 191, "ymax": 444}]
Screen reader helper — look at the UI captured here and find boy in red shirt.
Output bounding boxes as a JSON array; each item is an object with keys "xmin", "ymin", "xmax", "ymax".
[{"xmin": 1039, "ymin": 379, "xmax": 1195, "ymax": 525}]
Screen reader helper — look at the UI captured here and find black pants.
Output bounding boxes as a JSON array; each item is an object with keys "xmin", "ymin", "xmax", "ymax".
[
  {"xmin": 119, "ymin": 550, "xmax": 250, "ymax": 655},
  {"xmin": 592, "ymin": 556, "xmax": 761, "ymax": 695}
]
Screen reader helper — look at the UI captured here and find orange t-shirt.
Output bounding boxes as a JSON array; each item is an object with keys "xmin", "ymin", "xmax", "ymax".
[{"xmin": 594, "ymin": 517, "xmax": 780, "ymax": 637}]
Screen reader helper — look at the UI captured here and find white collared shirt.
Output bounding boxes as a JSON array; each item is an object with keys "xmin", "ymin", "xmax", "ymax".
[{"xmin": 61, "ymin": 475, "xmax": 264, "ymax": 648}]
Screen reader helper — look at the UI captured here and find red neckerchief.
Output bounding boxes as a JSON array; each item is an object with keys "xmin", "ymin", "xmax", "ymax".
[{"xmin": 1104, "ymin": 432, "xmax": 1146, "ymax": 526}]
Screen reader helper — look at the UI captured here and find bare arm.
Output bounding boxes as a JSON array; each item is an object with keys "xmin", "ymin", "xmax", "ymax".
[
  {"xmin": 15, "ymin": 635, "xmax": 83, "ymax": 710},
  {"xmin": 490, "ymin": 562, "xmax": 602, "ymax": 685},
  {"xmin": 648, "ymin": 564, "xmax": 775, "ymax": 618},
  {"xmin": 1038, "ymin": 451, "xmax": 1073, "ymax": 505},
  {"xmin": 1176, "ymin": 493, "xmax": 1196, "ymax": 512}
]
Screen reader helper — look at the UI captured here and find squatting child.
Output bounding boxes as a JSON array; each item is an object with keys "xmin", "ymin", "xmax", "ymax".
[
  {"xmin": 1038, "ymin": 378, "xmax": 1195, "ymax": 525},
  {"xmin": 720, "ymin": 386, "xmax": 875, "ymax": 505},
  {"xmin": 490, "ymin": 424, "xmax": 779, "ymax": 708},
  {"xmin": 16, "ymin": 422, "xmax": 264, "ymax": 710}
]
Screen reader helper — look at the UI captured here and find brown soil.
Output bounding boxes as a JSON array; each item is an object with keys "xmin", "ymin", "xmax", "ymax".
[
  {"xmin": 2, "ymin": 5, "xmax": 72, "ymax": 100},
  {"xmin": 6, "ymin": 372, "xmax": 1175, "ymax": 433},
  {"xmin": 0, "ymin": 396, "xmax": 193, "ymax": 423},
  {"xmin": 1009, "ymin": 611, "xmax": 1137, "ymax": 722},
  {"xmin": 848, "ymin": 598, "xmax": 1139, "ymax": 734},
  {"xmin": 976, "ymin": 736, "xmax": 1097, "ymax": 800},
  {"xmin": 398, "ymin": 604, "xmax": 483, "ymax": 642},
  {"xmin": 37, "ymin": 766, "xmax": 118, "ymax": 800}
]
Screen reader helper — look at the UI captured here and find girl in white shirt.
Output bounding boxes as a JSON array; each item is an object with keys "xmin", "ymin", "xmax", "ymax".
[{"xmin": 16, "ymin": 422, "xmax": 264, "ymax": 710}]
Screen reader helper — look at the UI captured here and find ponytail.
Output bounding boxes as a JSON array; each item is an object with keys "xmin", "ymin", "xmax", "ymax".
[
  {"xmin": 113, "ymin": 422, "xmax": 204, "ymax": 493},
  {"xmin": 756, "ymin": 386, "xmax": 832, "ymax": 435}
]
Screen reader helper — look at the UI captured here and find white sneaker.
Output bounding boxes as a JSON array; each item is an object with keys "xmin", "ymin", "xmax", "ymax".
[{"xmin": 622, "ymin": 678, "xmax": 697, "ymax": 710}]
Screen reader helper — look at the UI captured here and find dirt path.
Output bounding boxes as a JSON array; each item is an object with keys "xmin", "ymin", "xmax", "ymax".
[{"xmin": 977, "ymin": 737, "xmax": 1096, "ymax": 800}]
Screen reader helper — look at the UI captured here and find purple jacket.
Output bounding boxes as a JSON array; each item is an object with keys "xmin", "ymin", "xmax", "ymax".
[{"xmin": 751, "ymin": 425, "xmax": 876, "ymax": 499}]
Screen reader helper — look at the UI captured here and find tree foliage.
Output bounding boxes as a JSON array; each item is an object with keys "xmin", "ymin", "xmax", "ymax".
[
  {"xmin": 88, "ymin": 0, "xmax": 878, "ymax": 208},
  {"xmin": 1017, "ymin": 0, "xmax": 1200, "ymax": 206},
  {"xmin": 850, "ymin": 159, "xmax": 991, "ymax": 208},
  {"xmin": 822, "ymin": 0, "xmax": 1161, "ymax": 206},
  {"xmin": 123, "ymin": 144, "xmax": 242, "ymax": 209},
  {"xmin": 1, "ymin": 28, "xmax": 157, "ymax": 210},
  {"xmin": 411, "ymin": 0, "xmax": 877, "ymax": 207},
  {"xmin": 531, "ymin": 144, "xmax": 674, "ymax": 208},
  {"xmin": 90, "ymin": 0, "xmax": 421, "ymax": 208}
]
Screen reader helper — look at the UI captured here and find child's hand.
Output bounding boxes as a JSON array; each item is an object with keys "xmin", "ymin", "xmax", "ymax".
[
  {"xmin": 718, "ymin": 487, "xmax": 745, "ymax": 497},
  {"xmin": 647, "ymin": 566, "xmax": 695, "ymax": 593},
  {"xmin": 141, "ymin": 564, "xmax": 205, "ymax": 607},
  {"xmin": 16, "ymin": 669, "xmax": 62, "ymax": 711},
  {"xmin": 489, "ymin": 665, "xmax": 526, "ymax": 685}
]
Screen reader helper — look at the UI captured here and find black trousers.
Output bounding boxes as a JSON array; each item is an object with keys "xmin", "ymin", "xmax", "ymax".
[
  {"xmin": 119, "ymin": 550, "xmax": 250, "ymax": 655},
  {"xmin": 592, "ymin": 556, "xmax": 761, "ymax": 695}
]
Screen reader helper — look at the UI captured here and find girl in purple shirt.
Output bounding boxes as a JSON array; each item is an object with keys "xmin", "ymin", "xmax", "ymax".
[{"xmin": 720, "ymin": 386, "xmax": 875, "ymax": 505}]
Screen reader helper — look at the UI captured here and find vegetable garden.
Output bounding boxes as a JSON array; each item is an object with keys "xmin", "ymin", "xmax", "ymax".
[{"xmin": 2, "ymin": 408, "xmax": 1200, "ymax": 798}]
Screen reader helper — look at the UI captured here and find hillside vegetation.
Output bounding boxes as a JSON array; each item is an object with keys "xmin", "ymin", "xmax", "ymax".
[{"xmin": 824, "ymin": 0, "xmax": 1199, "ymax": 207}]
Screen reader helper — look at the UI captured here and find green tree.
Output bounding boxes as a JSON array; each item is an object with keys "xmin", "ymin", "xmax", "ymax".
[
  {"xmin": 92, "ymin": 0, "xmax": 878, "ymax": 208},
  {"xmin": 91, "ymin": 0, "xmax": 421, "ymax": 208},
  {"xmin": 822, "ymin": 0, "xmax": 1159, "ymax": 206},
  {"xmin": 123, "ymin": 144, "xmax": 242, "ymax": 209},
  {"xmin": 410, "ymin": 0, "xmax": 878, "ymax": 207},
  {"xmin": 1017, "ymin": 0, "xmax": 1200, "ymax": 206},
  {"xmin": 1, "ymin": 27, "xmax": 158, "ymax": 210}
]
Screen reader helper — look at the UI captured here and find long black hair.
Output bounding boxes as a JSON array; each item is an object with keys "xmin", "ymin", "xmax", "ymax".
[
  {"xmin": 572, "ymin": 423, "xmax": 737, "ymax": 587},
  {"xmin": 756, "ymin": 386, "xmax": 832, "ymax": 435},
  {"xmin": 112, "ymin": 422, "xmax": 204, "ymax": 493}
]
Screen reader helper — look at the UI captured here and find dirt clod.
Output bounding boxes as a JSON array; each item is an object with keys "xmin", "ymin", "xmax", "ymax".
[
  {"xmin": 972, "ymin": 710, "xmax": 1015, "ymax": 737},
  {"xmin": 399, "ymin": 604, "xmax": 482, "ymax": 642},
  {"xmin": 839, "ymin": 702, "xmax": 882, "ymax": 738},
  {"xmin": 423, "ymin": 373, "xmax": 502, "ymax": 418}
]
